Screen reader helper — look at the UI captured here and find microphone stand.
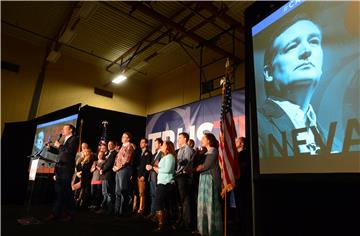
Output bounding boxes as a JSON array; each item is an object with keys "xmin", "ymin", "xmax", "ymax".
[{"xmin": 18, "ymin": 144, "xmax": 56, "ymax": 225}]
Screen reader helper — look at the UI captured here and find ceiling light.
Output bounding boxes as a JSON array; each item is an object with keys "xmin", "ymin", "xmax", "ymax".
[
  {"xmin": 46, "ymin": 50, "xmax": 61, "ymax": 63},
  {"xmin": 112, "ymin": 74, "xmax": 127, "ymax": 84},
  {"xmin": 59, "ymin": 29, "xmax": 77, "ymax": 44}
]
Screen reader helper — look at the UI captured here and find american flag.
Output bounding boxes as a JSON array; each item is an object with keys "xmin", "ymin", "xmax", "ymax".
[
  {"xmin": 218, "ymin": 59, "xmax": 240, "ymax": 197},
  {"xmin": 98, "ymin": 120, "xmax": 109, "ymax": 149}
]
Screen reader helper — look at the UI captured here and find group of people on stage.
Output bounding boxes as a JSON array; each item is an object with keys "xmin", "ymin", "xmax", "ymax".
[{"xmin": 45, "ymin": 124, "xmax": 250, "ymax": 236}]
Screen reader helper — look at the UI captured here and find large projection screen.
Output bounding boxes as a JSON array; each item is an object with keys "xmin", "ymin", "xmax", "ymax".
[
  {"xmin": 248, "ymin": 1, "xmax": 359, "ymax": 174},
  {"xmin": 30, "ymin": 114, "xmax": 78, "ymax": 175}
]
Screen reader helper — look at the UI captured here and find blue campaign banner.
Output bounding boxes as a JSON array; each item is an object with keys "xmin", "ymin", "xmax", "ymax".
[{"xmin": 146, "ymin": 89, "xmax": 245, "ymax": 153}]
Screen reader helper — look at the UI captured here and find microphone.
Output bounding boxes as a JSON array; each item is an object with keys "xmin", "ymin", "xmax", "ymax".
[
  {"xmin": 46, "ymin": 133, "xmax": 62, "ymax": 146},
  {"xmin": 57, "ymin": 133, "xmax": 63, "ymax": 142}
]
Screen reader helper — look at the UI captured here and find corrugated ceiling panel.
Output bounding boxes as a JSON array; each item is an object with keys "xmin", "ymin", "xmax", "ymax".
[
  {"xmin": 181, "ymin": 13, "xmax": 204, "ymax": 31},
  {"xmin": 194, "ymin": 23, "xmax": 223, "ymax": 41},
  {"xmin": 1, "ymin": 22, "xmax": 49, "ymax": 47},
  {"xmin": 109, "ymin": 1, "xmax": 163, "ymax": 31},
  {"xmin": 212, "ymin": 17, "xmax": 233, "ymax": 32},
  {"xmin": 61, "ymin": 45, "xmax": 110, "ymax": 69},
  {"xmin": 69, "ymin": 3, "xmax": 158, "ymax": 62},
  {"xmin": 128, "ymin": 43, "xmax": 163, "ymax": 67},
  {"xmin": 1, "ymin": 1, "xmax": 74, "ymax": 38},
  {"xmin": 172, "ymin": 8, "xmax": 191, "ymax": 23},
  {"xmin": 225, "ymin": 1, "xmax": 254, "ymax": 24},
  {"xmin": 2, "ymin": 1, "xmax": 249, "ymax": 82},
  {"xmin": 138, "ymin": 43, "xmax": 193, "ymax": 79},
  {"xmin": 150, "ymin": 1, "xmax": 184, "ymax": 18}
]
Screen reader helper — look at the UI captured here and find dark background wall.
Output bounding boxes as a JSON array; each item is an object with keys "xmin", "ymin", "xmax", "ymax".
[
  {"xmin": 254, "ymin": 177, "xmax": 360, "ymax": 235},
  {"xmin": 2, "ymin": 121, "xmax": 36, "ymax": 204}
]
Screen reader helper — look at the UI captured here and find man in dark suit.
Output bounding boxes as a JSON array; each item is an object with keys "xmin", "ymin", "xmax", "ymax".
[
  {"xmin": 145, "ymin": 138, "xmax": 163, "ymax": 219},
  {"xmin": 234, "ymin": 137, "xmax": 252, "ymax": 236},
  {"xmin": 258, "ymin": 16, "xmax": 330, "ymax": 158},
  {"xmin": 98, "ymin": 140, "xmax": 117, "ymax": 215},
  {"xmin": 132, "ymin": 138, "xmax": 152, "ymax": 215},
  {"xmin": 45, "ymin": 124, "xmax": 78, "ymax": 221}
]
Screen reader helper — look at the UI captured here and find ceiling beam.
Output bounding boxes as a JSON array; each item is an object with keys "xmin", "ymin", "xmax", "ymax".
[
  {"xmin": 105, "ymin": 4, "xmax": 187, "ymax": 72},
  {"xmin": 123, "ymin": 1, "xmax": 241, "ymax": 64},
  {"xmin": 107, "ymin": 4, "xmax": 210, "ymax": 73},
  {"xmin": 196, "ymin": 1, "xmax": 244, "ymax": 32},
  {"xmin": 100, "ymin": 1, "xmax": 163, "ymax": 34},
  {"xmin": 179, "ymin": 1, "xmax": 243, "ymax": 43},
  {"xmin": 117, "ymin": 11, "xmax": 219, "ymax": 72}
]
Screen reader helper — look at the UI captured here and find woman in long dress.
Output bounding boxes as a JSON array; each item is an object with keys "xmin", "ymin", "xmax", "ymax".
[
  {"xmin": 74, "ymin": 148, "xmax": 94, "ymax": 208},
  {"xmin": 196, "ymin": 133, "xmax": 223, "ymax": 236}
]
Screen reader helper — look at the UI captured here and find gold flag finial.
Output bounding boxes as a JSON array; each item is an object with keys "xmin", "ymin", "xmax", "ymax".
[
  {"xmin": 225, "ymin": 58, "xmax": 230, "ymax": 69},
  {"xmin": 220, "ymin": 77, "xmax": 226, "ymax": 86}
]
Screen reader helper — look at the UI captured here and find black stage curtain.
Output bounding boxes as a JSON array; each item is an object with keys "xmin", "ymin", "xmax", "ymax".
[
  {"xmin": 255, "ymin": 178, "xmax": 360, "ymax": 235},
  {"xmin": 78, "ymin": 105, "xmax": 146, "ymax": 151},
  {"xmin": 2, "ymin": 121, "xmax": 35, "ymax": 204}
]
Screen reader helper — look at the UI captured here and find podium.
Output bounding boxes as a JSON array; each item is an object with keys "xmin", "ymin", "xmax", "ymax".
[{"xmin": 17, "ymin": 148, "xmax": 56, "ymax": 226}]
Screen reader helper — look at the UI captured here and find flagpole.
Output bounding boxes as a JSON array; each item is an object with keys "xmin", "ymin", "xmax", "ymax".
[
  {"xmin": 77, "ymin": 118, "xmax": 84, "ymax": 152},
  {"xmin": 224, "ymin": 190, "xmax": 227, "ymax": 236},
  {"xmin": 219, "ymin": 57, "xmax": 238, "ymax": 236}
]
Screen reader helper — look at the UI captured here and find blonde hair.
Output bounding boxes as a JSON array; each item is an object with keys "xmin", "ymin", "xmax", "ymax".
[{"xmin": 78, "ymin": 148, "xmax": 92, "ymax": 164}]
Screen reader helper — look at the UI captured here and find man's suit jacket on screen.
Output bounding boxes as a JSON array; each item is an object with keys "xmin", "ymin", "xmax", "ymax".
[{"xmin": 257, "ymin": 99, "xmax": 334, "ymax": 158}]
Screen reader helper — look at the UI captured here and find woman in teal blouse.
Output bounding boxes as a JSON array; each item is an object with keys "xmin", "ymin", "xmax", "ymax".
[{"xmin": 151, "ymin": 140, "xmax": 176, "ymax": 232}]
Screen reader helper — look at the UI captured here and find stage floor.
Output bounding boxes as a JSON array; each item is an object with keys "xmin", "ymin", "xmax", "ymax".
[{"xmin": 2, "ymin": 205, "xmax": 195, "ymax": 236}]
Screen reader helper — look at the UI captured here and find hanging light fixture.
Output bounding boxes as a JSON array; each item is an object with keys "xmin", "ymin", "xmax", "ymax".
[{"xmin": 112, "ymin": 73, "xmax": 127, "ymax": 84}]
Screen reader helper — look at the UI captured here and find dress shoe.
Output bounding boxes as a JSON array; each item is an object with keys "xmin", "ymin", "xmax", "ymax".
[
  {"xmin": 60, "ymin": 215, "xmax": 73, "ymax": 222},
  {"xmin": 95, "ymin": 208, "xmax": 105, "ymax": 214},
  {"xmin": 44, "ymin": 214, "xmax": 57, "ymax": 222}
]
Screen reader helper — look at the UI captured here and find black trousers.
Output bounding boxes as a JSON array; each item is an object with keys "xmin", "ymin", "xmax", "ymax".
[
  {"xmin": 91, "ymin": 183, "xmax": 102, "ymax": 206},
  {"xmin": 53, "ymin": 177, "xmax": 75, "ymax": 217},
  {"xmin": 77, "ymin": 181, "xmax": 91, "ymax": 208},
  {"xmin": 155, "ymin": 182, "xmax": 176, "ymax": 211},
  {"xmin": 175, "ymin": 174, "xmax": 192, "ymax": 227},
  {"xmin": 235, "ymin": 179, "xmax": 252, "ymax": 236}
]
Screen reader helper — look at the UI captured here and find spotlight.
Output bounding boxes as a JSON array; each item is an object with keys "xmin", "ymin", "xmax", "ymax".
[{"xmin": 112, "ymin": 74, "xmax": 127, "ymax": 84}]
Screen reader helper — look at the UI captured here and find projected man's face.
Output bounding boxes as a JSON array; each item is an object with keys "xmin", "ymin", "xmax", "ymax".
[
  {"xmin": 35, "ymin": 131, "xmax": 45, "ymax": 150},
  {"xmin": 265, "ymin": 20, "xmax": 323, "ymax": 89}
]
